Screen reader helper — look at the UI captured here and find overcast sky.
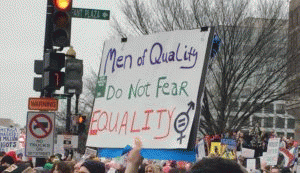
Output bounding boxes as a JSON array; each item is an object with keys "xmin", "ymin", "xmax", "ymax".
[{"xmin": 0, "ymin": 0, "xmax": 122, "ymax": 127}]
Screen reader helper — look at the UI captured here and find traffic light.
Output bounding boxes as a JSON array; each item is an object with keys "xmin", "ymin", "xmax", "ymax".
[
  {"xmin": 33, "ymin": 60, "xmax": 43, "ymax": 92},
  {"xmin": 78, "ymin": 115, "xmax": 86, "ymax": 134},
  {"xmin": 43, "ymin": 52, "xmax": 65, "ymax": 90},
  {"xmin": 52, "ymin": 0, "xmax": 72, "ymax": 48},
  {"xmin": 64, "ymin": 59, "xmax": 83, "ymax": 94}
]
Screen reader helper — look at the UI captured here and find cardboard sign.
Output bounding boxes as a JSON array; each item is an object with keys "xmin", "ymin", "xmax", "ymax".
[
  {"xmin": 87, "ymin": 28, "xmax": 213, "ymax": 149},
  {"xmin": 0, "ymin": 127, "xmax": 19, "ymax": 152}
]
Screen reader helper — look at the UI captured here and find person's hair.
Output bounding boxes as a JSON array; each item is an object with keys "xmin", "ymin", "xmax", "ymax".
[
  {"xmin": 190, "ymin": 157, "xmax": 246, "ymax": 173},
  {"xmin": 1, "ymin": 155, "xmax": 14, "ymax": 165},
  {"xmin": 0, "ymin": 152, "xmax": 6, "ymax": 157},
  {"xmin": 50, "ymin": 161, "xmax": 73, "ymax": 173}
]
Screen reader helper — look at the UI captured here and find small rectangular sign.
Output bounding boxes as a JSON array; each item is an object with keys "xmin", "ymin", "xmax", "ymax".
[
  {"xmin": 72, "ymin": 8, "xmax": 110, "ymax": 20},
  {"xmin": 28, "ymin": 98, "xmax": 58, "ymax": 111}
]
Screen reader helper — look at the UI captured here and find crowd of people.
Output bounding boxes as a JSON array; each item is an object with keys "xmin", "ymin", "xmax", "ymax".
[{"xmin": 0, "ymin": 126, "xmax": 298, "ymax": 172}]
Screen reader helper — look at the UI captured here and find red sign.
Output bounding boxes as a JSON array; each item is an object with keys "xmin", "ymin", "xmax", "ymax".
[{"xmin": 28, "ymin": 98, "xmax": 58, "ymax": 111}]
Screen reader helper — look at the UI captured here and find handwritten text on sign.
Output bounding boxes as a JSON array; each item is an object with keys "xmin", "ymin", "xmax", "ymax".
[{"xmin": 87, "ymin": 29, "xmax": 211, "ymax": 149}]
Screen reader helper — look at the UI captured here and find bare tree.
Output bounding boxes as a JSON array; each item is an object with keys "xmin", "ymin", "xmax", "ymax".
[{"xmin": 109, "ymin": 0, "xmax": 296, "ymax": 135}]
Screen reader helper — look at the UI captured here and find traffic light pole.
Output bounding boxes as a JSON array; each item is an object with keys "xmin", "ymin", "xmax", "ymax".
[{"xmin": 66, "ymin": 94, "xmax": 73, "ymax": 133}]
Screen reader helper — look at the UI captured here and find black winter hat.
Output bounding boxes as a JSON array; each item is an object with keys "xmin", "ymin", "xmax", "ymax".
[{"xmin": 81, "ymin": 160, "xmax": 105, "ymax": 173}]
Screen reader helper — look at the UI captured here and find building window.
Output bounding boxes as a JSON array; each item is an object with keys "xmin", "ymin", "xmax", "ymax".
[
  {"xmin": 229, "ymin": 101, "xmax": 239, "ymax": 112},
  {"xmin": 275, "ymin": 117, "xmax": 285, "ymax": 128},
  {"xmin": 264, "ymin": 117, "xmax": 273, "ymax": 128},
  {"xmin": 287, "ymin": 119, "xmax": 295, "ymax": 129},
  {"xmin": 253, "ymin": 103, "xmax": 262, "ymax": 113},
  {"xmin": 252, "ymin": 116, "xmax": 261, "ymax": 127},
  {"xmin": 276, "ymin": 104, "xmax": 285, "ymax": 114},
  {"xmin": 287, "ymin": 133, "xmax": 295, "ymax": 139},
  {"xmin": 264, "ymin": 103, "xmax": 274, "ymax": 114},
  {"xmin": 277, "ymin": 132, "xmax": 285, "ymax": 137}
]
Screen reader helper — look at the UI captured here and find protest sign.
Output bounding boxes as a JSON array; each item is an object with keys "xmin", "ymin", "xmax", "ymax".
[
  {"xmin": 242, "ymin": 148, "xmax": 255, "ymax": 158},
  {"xmin": 210, "ymin": 142, "xmax": 222, "ymax": 156},
  {"xmin": 221, "ymin": 138, "xmax": 236, "ymax": 150},
  {"xmin": 197, "ymin": 139, "xmax": 206, "ymax": 160},
  {"xmin": 87, "ymin": 28, "xmax": 214, "ymax": 150},
  {"xmin": 246, "ymin": 159, "xmax": 256, "ymax": 171},
  {"xmin": 262, "ymin": 152, "xmax": 278, "ymax": 166},
  {"xmin": 0, "ymin": 127, "xmax": 19, "ymax": 152},
  {"xmin": 267, "ymin": 138, "xmax": 280, "ymax": 154}
]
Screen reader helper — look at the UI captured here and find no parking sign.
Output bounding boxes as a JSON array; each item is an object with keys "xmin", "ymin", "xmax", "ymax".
[{"xmin": 25, "ymin": 112, "xmax": 55, "ymax": 157}]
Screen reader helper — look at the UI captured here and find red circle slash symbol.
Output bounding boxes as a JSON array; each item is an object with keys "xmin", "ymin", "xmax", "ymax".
[{"xmin": 29, "ymin": 114, "xmax": 53, "ymax": 139}]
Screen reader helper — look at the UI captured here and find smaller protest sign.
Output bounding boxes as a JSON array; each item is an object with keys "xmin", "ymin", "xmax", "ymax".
[
  {"xmin": 221, "ymin": 145, "xmax": 236, "ymax": 160},
  {"xmin": 279, "ymin": 147, "xmax": 295, "ymax": 167},
  {"xmin": 221, "ymin": 139, "xmax": 236, "ymax": 150},
  {"xmin": 210, "ymin": 142, "xmax": 221, "ymax": 156},
  {"xmin": 267, "ymin": 138, "xmax": 280, "ymax": 154},
  {"xmin": 241, "ymin": 148, "xmax": 255, "ymax": 158},
  {"xmin": 197, "ymin": 139, "xmax": 206, "ymax": 160},
  {"xmin": 0, "ymin": 127, "xmax": 19, "ymax": 152},
  {"xmin": 262, "ymin": 152, "xmax": 278, "ymax": 166},
  {"xmin": 85, "ymin": 147, "xmax": 97, "ymax": 158},
  {"xmin": 246, "ymin": 159, "xmax": 256, "ymax": 171}
]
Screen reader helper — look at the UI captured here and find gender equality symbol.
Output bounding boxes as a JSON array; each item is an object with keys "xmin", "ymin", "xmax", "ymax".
[
  {"xmin": 29, "ymin": 114, "xmax": 53, "ymax": 139},
  {"xmin": 174, "ymin": 101, "xmax": 195, "ymax": 144}
]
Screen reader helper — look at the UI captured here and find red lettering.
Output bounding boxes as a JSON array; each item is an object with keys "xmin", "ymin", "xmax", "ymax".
[
  {"xmin": 119, "ymin": 112, "xmax": 129, "ymax": 134},
  {"xmin": 97, "ymin": 112, "xmax": 108, "ymax": 131},
  {"xmin": 89, "ymin": 110, "xmax": 101, "ymax": 135},
  {"xmin": 130, "ymin": 111, "xmax": 140, "ymax": 133},
  {"xmin": 154, "ymin": 108, "xmax": 176, "ymax": 139},
  {"xmin": 108, "ymin": 112, "xmax": 119, "ymax": 132},
  {"xmin": 157, "ymin": 109, "xmax": 167, "ymax": 129},
  {"xmin": 142, "ymin": 109, "xmax": 154, "ymax": 130}
]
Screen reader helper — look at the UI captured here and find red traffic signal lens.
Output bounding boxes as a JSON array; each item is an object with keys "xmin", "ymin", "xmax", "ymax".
[
  {"xmin": 53, "ymin": 12, "xmax": 70, "ymax": 28},
  {"xmin": 53, "ymin": 0, "xmax": 72, "ymax": 12}
]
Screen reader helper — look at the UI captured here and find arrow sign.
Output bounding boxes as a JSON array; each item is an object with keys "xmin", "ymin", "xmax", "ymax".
[{"xmin": 72, "ymin": 8, "xmax": 110, "ymax": 20}]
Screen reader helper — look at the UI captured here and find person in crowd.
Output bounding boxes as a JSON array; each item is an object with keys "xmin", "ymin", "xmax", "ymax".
[
  {"xmin": 51, "ymin": 161, "xmax": 73, "ymax": 173},
  {"xmin": 78, "ymin": 160, "xmax": 106, "ymax": 173},
  {"xmin": 145, "ymin": 164, "xmax": 161, "ymax": 173},
  {"xmin": 43, "ymin": 155, "xmax": 56, "ymax": 171},
  {"xmin": 189, "ymin": 157, "xmax": 247, "ymax": 173}
]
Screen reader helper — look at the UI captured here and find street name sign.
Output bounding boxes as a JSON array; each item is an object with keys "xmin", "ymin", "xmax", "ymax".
[
  {"xmin": 25, "ymin": 112, "xmax": 55, "ymax": 157},
  {"xmin": 72, "ymin": 8, "xmax": 110, "ymax": 20},
  {"xmin": 28, "ymin": 97, "xmax": 58, "ymax": 111}
]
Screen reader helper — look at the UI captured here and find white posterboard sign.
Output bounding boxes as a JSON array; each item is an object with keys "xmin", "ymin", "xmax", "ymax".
[
  {"xmin": 25, "ymin": 112, "xmax": 55, "ymax": 157},
  {"xmin": 262, "ymin": 152, "xmax": 278, "ymax": 166},
  {"xmin": 86, "ymin": 29, "xmax": 213, "ymax": 149},
  {"xmin": 242, "ymin": 148, "xmax": 255, "ymax": 158},
  {"xmin": 0, "ymin": 127, "xmax": 19, "ymax": 152},
  {"xmin": 197, "ymin": 139, "xmax": 206, "ymax": 160},
  {"xmin": 57, "ymin": 135, "xmax": 78, "ymax": 149},
  {"xmin": 246, "ymin": 159, "xmax": 256, "ymax": 171},
  {"xmin": 267, "ymin": 138, "xmax": 280, "ymax": 154}
]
